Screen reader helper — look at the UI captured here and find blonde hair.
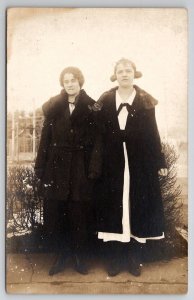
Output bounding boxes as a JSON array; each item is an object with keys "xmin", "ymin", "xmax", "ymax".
[{"xmin": 110, "ymin": 58, "xmax": 142, "ymax": 82}]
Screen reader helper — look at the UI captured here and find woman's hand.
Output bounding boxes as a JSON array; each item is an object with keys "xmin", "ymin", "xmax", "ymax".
[{"xmin": 158, "ymin": 168, "xmax": 168, "ymax": 176}]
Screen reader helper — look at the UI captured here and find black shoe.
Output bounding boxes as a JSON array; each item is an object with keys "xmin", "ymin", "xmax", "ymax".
[
  {"xmin": 49, "ymin": 254, "xmax": 67, "ymax": 276},
  {"xmin": 74, "ymin": 255, "xmax": 88, "ymax": 275},
  {"xmin": 108, "ymin": 266, "xmax": 121, "ymax": 277},
  {"xmin": 128, "ymin": 256, "xmax": 141, "ymax": 277},
  {"xmin": 107, "ymin": 258, "xmax": 121, "ymax": 277}
]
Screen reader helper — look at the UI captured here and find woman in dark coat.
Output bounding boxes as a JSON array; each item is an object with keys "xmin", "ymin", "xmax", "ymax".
[
  {"xmin": 35, "ymin": 66, "xmax": 99, "ymax": 276},
  {"xmin": 93, "ymin": 58, "xmax": 168, "ymax": 277}
]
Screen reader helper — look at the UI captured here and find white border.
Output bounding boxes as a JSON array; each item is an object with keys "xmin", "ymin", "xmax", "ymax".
[{"xmin": 1, "ymin": 1, "xmax": 193, "ymax": 299}]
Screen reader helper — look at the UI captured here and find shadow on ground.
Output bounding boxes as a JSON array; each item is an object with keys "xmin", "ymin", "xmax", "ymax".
[{"xmin": 6, "ymin": 225, "xmax": 188, "ymax": 263}]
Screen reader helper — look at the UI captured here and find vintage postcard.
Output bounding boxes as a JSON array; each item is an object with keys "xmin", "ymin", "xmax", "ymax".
[{"xmin": 6, "ymin": 7, "xmax": 188, "ymax": 294}]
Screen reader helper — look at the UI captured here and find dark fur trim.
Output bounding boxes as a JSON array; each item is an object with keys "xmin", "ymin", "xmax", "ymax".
[
  {"xmin": 97, "ymin": 85, "xmax": 158, "ymax": 110},
  {"xmin": 42, "ymin": 89, "xmax": 95, "ymax": 118},
  {"xmin": 134, "ymin": 86, "xmax": 158, "ymax": 109}
]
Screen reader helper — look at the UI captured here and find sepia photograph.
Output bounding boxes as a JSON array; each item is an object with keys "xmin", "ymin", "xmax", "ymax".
[{"xmin": 6, "ymin": 7, "xmax": 188, "ymax": 294}]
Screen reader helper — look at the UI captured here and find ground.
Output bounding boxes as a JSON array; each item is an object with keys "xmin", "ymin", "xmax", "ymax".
[{"xmin": 6, "ymin": 254, "xmax": 187, "ymax": 294}]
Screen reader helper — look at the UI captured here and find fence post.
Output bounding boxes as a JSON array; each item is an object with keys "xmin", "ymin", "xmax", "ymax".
[
  {"xmin": 16, "ymin": 122, "xmax": 19, "ymax": 161},
  {"xmin": 32, "ymin": 100, "xmax": 36, "ymax": 160},
  {"xmin": 11, "ymin": 112, "xmax": 15, "ymax": 161}
]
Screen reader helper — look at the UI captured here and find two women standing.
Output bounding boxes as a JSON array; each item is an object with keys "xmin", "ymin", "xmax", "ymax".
[{"xmin": 35, "ymin": 59, "xmax": 167, "ymax": 277}]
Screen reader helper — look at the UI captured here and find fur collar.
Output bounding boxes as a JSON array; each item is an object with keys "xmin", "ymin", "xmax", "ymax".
[
  {"xmin": 98, "ymin": 85, "xmax": 158, "ymax": 110},
  {"xmin": 42, "ymin": 89, "xmax": 95, "ymax": 118}
]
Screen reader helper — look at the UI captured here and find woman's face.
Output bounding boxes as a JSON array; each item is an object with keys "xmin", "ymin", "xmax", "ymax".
[
  {"xmin": 115, "ymin": 63, "xmax": 135, "ymax": 88},
  {"xmin": 62, "ymin": 73, "xmax": 81, "ymax": 96}
]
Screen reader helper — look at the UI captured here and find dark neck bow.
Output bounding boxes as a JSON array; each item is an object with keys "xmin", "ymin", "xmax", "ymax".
[{"xmin": 117, "ymin": 103, "xmax": 133, "ymax": 115}]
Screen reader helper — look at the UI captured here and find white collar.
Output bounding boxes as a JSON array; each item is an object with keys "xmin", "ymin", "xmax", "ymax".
[{"xmin": 116, "ymin": 88, "xmax": 136, "ymax": 110}]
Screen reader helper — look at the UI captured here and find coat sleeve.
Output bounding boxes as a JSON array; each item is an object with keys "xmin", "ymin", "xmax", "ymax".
[
  {"xmin": 87, "ymin": 94, "xmax": 109, "ymax": 178},
  {"xmin": 146, "ymin": 107, "xmax": 167, "ymax": 170},
  {"xmin": 87, "ymin": 109, "xmax": 103, "ymax": 178},
  {"xmin": 34, "ymin": 117, "xmax": 52, "ymax": 179},
  {"xmin": 88, "ymin": 131, "xmax": 103, "ymax": 178}
]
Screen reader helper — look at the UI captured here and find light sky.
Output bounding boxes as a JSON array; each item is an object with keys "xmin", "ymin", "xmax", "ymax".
[{"xmin": 7, "ymin": 8, "xmax": 187, "ymax": 143}]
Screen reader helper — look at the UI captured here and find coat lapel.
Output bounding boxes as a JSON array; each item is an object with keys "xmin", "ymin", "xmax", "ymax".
[
  {"xmin": 104, "ymin": 89, "xmax": 120, "ymax": 132},
  {"xmin": 125, "ymin": 87, "xmax": 142, "ymax": 129},
  {"xmin": 70, "ymin": 90, "xmax": 91, "ymax": 126},
  {"xmin": 105, "ymin": 87, "xmax": 143, "ymax": 131}
]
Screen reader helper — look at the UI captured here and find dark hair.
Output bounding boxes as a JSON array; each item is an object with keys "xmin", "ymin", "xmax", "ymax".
[
  {"xmin": 110, "ymin": 58, "xmax": 142, "ymax": 82},
  {"xmin": 59, "ymin": 66, "xmax": 85, "ymax": 88}
]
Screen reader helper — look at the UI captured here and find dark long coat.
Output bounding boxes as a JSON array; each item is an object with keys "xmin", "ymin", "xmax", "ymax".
[
  {"xmin": 94, "ymin": 85, "xmax": 166, "ymax": 238},
  {"xmin": 35, "ymin": 89, "xmax": 100, "ymax": 232}
]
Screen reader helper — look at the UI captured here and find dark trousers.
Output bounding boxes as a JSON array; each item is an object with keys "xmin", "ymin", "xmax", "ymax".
[{"xmin": 43, "ymin": 199, "xmax": 92, "ymax": 257}]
